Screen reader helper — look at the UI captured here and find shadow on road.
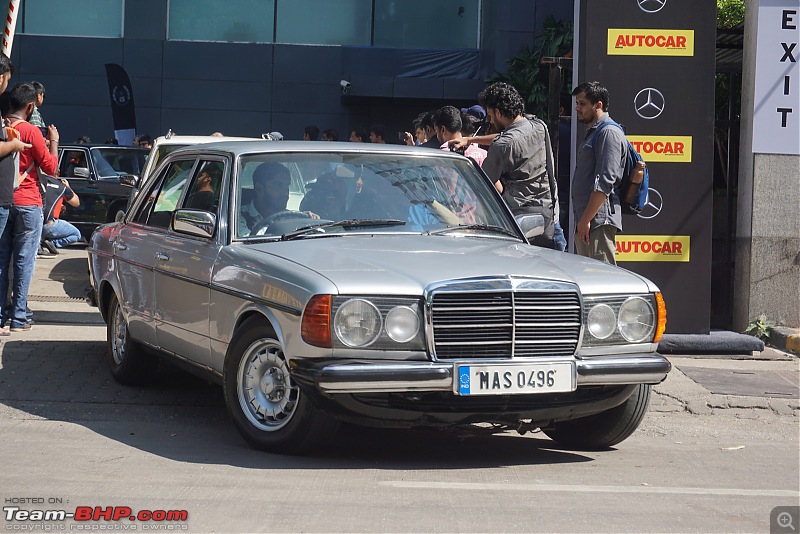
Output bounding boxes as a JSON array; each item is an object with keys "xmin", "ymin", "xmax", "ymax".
[{"xmin": 0, "ymin": 340, "xmax": 595, "ymax": 469}]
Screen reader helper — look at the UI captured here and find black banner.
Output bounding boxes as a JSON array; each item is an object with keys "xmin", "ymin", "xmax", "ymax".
[
  {"xmin": 576, "ymin": 0, "xmax": 716, "ymax": 333},
  {"xmin": 104, "ymin": 63, "xmax": 137, "ymax": 146}
]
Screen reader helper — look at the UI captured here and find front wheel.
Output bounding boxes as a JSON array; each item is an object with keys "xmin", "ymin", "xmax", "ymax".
[
  {"xmin": 106, "ymin": 293, "xmax": 158, "ymax": 385},
  {"xmin": 542, "ymin": 384, "xmax": 651, "ymax": 449},
  {"xmin": 223, "ymin": 317, "xmax": 339, "ymax": 454}
]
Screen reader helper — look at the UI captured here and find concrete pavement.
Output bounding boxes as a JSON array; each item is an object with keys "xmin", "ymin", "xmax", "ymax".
[{"xmin": 2, "ymin": 245, "xmax": 798, "ymax": 419}]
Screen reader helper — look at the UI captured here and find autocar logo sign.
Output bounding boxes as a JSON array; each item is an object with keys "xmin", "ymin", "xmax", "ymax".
[
  {"xmin": 634, "ymin": 88, "xmax": 665, "ymax": 119},
  {"xmin": 637, "ymin": 0, "xmax": 666, "ymax": 13}
]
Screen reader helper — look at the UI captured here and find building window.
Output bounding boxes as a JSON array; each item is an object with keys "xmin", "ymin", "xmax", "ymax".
[
  {"xmin": 21, "ymin": 0, "xmax": 123, "ymax": 38},
  {"xmin": 275, "ymin": 0, "xmax": 371, "ymax": 46},
  {"xmin": 168, "ymin": 0, "xmax": 275, "ymax": 43},
  {"xmin": 373, "ymin": 0, "xmax": 480, "ymax": 49}
]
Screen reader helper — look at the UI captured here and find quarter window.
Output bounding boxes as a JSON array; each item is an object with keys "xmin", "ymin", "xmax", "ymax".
[
  {"xmin": 135, "ymin": 159, "xmax": 196, "ymax": 229},
  {"xmin": 59, "ymin": 150, "xmax": 89, "ymax": 179},
  {"xmin": 183, "ymin": 160, "xmax": 225, "ymax": 214}
]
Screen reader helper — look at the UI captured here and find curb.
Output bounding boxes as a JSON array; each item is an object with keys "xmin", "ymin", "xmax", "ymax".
[{"xmin": 770, "ymin": 326, "xmax": 800, "ymax": 354}]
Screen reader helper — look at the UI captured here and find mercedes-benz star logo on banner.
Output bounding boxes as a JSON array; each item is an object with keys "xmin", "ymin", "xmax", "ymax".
[
  {"xmin": 637, "ymin": 187, "xmax": 663, "ymax": 219},
  {"xmin": 634, "ymin": 88, "xmax": 665, "ymax": 120},
  {"xmin": 637, "ymin": 0, "xmax": 666, "ymax": 13}
]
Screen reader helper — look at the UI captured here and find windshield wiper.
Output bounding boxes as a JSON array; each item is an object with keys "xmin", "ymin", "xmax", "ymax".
[
  {"xmin": 281, "ymin": 219, "xmax": 406, "ymax": 241},
  {"xmin": 426, "ymin": 223, "xmax": 520, "ymax": 239}
]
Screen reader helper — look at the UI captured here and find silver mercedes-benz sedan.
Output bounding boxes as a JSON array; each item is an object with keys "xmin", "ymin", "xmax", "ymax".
[{"xmin": 87, "ymin": 140, "xmax": 670, "ymax": 454}]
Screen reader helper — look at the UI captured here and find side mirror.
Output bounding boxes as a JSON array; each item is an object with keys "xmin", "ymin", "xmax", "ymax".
[
  {"xmin": 515, "ymin": 213, "xmax": 545, "ymax": 240},
  {"xmin": 172, "ymin": 209, "xmax": 216, "ymax": 239},
  {"xmin": 74, "ymin": 167, "xmax": 90, "ymax": 178},
  {"xmin": 120, "ymin": 174, "xmax": 139, "ymax": 189}
]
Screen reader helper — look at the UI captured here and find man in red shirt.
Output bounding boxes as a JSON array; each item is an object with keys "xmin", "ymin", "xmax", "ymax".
[{"xmin": 0, "ymin": 83, "xmax": 58, "ymax": 333}]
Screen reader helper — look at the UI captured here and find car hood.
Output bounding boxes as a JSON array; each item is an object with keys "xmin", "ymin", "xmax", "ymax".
[{"xmin": 246, "ymin": 234, "xmax": 655, "ymax": 296}]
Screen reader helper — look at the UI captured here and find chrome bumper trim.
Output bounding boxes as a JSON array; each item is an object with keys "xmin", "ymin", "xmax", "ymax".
[{"xmin": 302, "ymin": 354, "xmax": 671, "ymax": 393}]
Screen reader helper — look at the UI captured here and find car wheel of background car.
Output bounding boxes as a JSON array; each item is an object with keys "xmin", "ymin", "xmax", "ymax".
[
  {"xmin": 106, "ymin": 201, "xmax": 127, "ymax": 224},
  {"xmin": 542, "ymin": 384, "xmax": 651, "ymax": 449},
  {"xmin": 223, "ymin": 316, "xmax": 339, "ymax": 453},
  {"xmin": 106, "ymin": 293, "xmax": 158, "ymax": 385},
  {"xmin": 250, "ymin": 210, "xmax": 312, "ymax": 236}
]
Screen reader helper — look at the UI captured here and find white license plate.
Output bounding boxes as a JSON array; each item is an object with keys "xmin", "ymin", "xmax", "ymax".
[{"xmin": 455, "ymin": 362, "xmax": 576, "ymax": 395}]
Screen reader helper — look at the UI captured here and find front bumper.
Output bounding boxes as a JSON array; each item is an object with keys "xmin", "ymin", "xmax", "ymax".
[{"xmin": 291, "ymin": 353, "xmax": 671, "ymax": 394}]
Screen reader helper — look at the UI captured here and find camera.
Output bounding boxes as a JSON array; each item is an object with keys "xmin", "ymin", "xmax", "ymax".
[
  {"xmin": 398, "ymin": 131, "xmax": 409, "ymax": 142},
  {"xmin": 340, "ymin": 80, "xmax": 351, "ymax": 95}
]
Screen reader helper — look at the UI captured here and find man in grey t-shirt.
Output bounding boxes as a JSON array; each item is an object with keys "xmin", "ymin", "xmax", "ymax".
[
  {"xmin": 571, "ymin": 81, "xmax": 627, "ymax": 265},
  {"xmin": 480, "ymin": 82, "xmax": 555, "ymax": 249}
]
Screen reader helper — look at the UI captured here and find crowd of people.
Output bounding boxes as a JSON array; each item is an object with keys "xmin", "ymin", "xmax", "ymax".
[{"xmin": 0, "ymin": 49, "xmax": 625, "ymax": 338}]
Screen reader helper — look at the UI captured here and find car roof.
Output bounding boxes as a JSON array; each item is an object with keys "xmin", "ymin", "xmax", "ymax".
[
  {"xmin": 152, "ymin": 135, "xmax": 259, "ymax": 146},
  {"xmin": 59, "ymin": 144, "xmax": 149, "ymax": 150},
  {"xmin": 166, "ymin": 140, "xmax": 456, "ymax": 158}
]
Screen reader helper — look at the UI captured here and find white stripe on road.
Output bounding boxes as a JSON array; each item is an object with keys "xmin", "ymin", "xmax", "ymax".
[{"xmin": 380, "ymin": 481, "xmax": 798, "ymax": 498}]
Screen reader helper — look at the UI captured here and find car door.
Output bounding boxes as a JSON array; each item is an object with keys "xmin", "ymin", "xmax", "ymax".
[
  {"xmin": 112, "ymin": 158, "xmax": 197, "ymax": 348},
  {"xmin": 57, "ymin": 147, "xmax": 103, "ymax": 229},
  {"xmin": 153, "ymin": 158, "xmax": 228, "ymax": 369}
]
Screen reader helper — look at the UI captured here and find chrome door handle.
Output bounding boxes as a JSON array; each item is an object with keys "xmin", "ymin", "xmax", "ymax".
[{"xmin": 155, "ymin": 252, "xmax": 170, "ymax": 261}]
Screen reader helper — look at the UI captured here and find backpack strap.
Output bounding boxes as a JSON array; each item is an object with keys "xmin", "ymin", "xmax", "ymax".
[
  {"xmin": 529, "ymin": 116, "xmax": 558, "ymax": 219},
  {"xmin": 8, "ymin": 120, "xmax": 36, "ymax": 187}
]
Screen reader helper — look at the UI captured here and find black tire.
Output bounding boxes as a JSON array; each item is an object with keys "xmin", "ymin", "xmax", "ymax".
[
  {"xmin": 223, "ymin": 316, "xmax": 339, "ymax": 454},
  {"xmin": 543, "ymin": 384, "xmax": 651, "ymax": 449},
  {"xmin": 106, "ymin": 293, "xmax": 158, "ymax": 385}
]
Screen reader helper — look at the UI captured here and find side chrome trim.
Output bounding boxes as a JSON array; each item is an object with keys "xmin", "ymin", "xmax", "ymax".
[
  {"xmin": 295, "ymin": 353, "xmax": 671, "ymax": 393},
  {"xmin": 211, "ymin": 283, "xmax": 303, "ymax": 317}
]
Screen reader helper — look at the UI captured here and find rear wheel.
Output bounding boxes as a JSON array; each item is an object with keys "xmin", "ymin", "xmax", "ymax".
[
  {"xmin": 106, "ymin": 293, "xmax": 158, "ymax": 385},
  {"xmin": 223, "ymin": 316, "xmax": 339, "ymax": 454},
  {"xmin": 542, "ymin": 384, "xmax": 651, "ymax": 449}
]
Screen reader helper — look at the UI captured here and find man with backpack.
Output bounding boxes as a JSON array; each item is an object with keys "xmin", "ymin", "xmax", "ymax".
[{"xmin": 571, "ymin": 81, "xmax": 628, "ymax": 265}]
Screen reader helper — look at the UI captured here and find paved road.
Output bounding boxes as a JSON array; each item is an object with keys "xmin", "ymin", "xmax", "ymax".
[{"xmin": 0, "ymin": 247, "xmax": 797, "ymax": 533}]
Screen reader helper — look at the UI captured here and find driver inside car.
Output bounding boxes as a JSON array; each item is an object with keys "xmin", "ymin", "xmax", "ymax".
[{"xmin": 239, "ymin": 162, "xmax": 319, "ymax": 237}]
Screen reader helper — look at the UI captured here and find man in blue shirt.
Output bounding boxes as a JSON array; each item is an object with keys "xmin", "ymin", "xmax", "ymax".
[{"xmin": 571, "ymin": 81, "xmax": 627, "ymax": 265}]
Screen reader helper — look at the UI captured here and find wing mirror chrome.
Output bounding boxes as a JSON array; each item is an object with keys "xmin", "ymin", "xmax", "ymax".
[{"xmin": 515, "ymin": 213, "xmax": 545, "ymax": 240}]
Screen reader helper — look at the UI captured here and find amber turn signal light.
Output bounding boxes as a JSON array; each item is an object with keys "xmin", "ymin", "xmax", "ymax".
[
  {"xmin": 301, "ymin": 294, "xmax": 332, "ymax": 348},
  {"xmin": 654, "ymin": 292, "xmax": 667, "ymax": 343}
]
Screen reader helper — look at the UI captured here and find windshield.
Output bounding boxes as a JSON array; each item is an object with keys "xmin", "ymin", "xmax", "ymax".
[
  {"xmin": 91, "ymin": 148, "xmax": 148, "ymax": 177},
  {"xmin": 235, "ymin": 152, "xmax": 518, "ymax": 239}
]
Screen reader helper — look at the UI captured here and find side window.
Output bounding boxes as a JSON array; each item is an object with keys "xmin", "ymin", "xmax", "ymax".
[
  {"xmin": 182, "ymin": 160, "xmax": 225, "ymax": 214},
  {"xmin": 60, "ymin": 150, "xmax": 88, "ymax": 178},
  {"xmin": 133, "ymin": 159, "xmax": 196, "ymax": 228}
]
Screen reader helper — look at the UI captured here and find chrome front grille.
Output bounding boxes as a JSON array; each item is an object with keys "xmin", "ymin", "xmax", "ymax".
[{"xmin": 429, "ymin": 281, "xmax": 581, "ymax": 360}]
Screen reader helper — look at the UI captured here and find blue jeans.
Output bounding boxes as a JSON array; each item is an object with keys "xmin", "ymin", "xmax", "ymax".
[
  {"xmin": 41, "ymin": 218, "xmax": 82, "ymax": 248},
  {"xmin": 553, "ymin": 221, "xmax": 567, "ymax": 252},
  {"xmin": 0, "ymin": 206, "xmax": 43, "ymax": 329}
]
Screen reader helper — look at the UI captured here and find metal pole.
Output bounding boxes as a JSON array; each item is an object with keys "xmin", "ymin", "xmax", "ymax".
[{"xmin": 2, "ymin": 0, "xmax": 21, "ymax": 57}]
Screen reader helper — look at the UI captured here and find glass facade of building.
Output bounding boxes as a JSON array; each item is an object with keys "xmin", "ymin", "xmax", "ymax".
[{"xmin": 19, "ymin": 0, "xmax": 480, "ymax": 49}]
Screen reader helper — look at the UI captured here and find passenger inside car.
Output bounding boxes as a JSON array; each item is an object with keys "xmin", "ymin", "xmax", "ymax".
[{"xmin": 186, "ymin": 162, "xmax": 223, "ymax": 212}]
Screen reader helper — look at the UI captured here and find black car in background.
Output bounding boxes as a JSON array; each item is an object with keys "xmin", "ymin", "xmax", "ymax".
[{"xmin": 56, "ymin": 144, "xmax": 149, "ymax": 240}]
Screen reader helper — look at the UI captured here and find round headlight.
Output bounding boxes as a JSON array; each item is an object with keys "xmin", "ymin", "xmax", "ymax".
[
  {"xmin": 618, "ymin": 297, "xmax": 655, "ymax": 343},
  {"xmin": 587, "ymin": 304, "xmax": 616, "ymax": 340},
  {"xmin": 334, "ymin": 299, "xmax": 382, "ymax": 347},
  {"xmin": 385, "ymin": 306, "xmax": 420, "ymax": 343}
]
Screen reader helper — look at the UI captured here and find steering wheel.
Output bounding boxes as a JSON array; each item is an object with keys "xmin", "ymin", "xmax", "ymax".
[{"xmin": 250, "ymin": 210, "xmax": 312, "ymax": 236}]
